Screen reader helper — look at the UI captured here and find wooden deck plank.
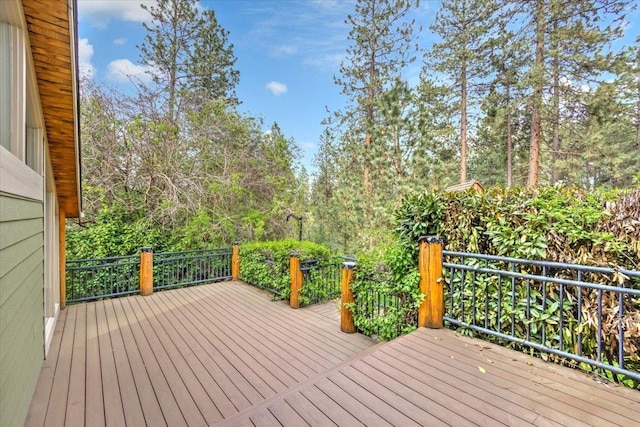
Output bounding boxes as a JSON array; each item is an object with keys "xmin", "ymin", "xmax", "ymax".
[
  {"xmin": 24, "ymin": 308, "xmax": 67, "ymax": 427},
  {"xmin": 408, "ymin": 329, "xmax": 636, "ymax": 426},
  {"xmin": 84, "ymin": 301, "xmax": 105, "ymax": 427},
  {"xmin": 197, "ymin": 285, "xmax": 354, "ymax": 364},
  {"xmin": 299, "ymin": 385, "xmax": 363, "ymax": 427},
  {"xmin": 193, "ymin": 285, "xmax": 337, "ymax": 373},
  {"xmin": 185, "ymin": 286, "xmax": 321, "ymax": 380},
  {"xmin": 119, "ymin": 297, "xmax": 187, "ymax": 427},
  {"xmin": 348, "ymin": 358, "xmax": 476, "ymax": 426},
  {"xmin": 224, "ymin": 284, "xmax": 371, "ymax": 356},
  {"xmin": 265, "ymin": 399, "xmax": 310, "ymax": 426},
  {"xmin": 155, "ymin": 290, "xmax": 265, "ymax": 407},
  {"xmin": 249, "ymin": 408, "xmax": 282, "ymax": 427},
  {"xmin": 26, "ymin": 282, "xmax": 640, "ymax": 427},
  {"xmin": 382, "ymin": 337, "xmax": 587, "ymax": 427},
  {"xmin": 110, "ymin": 297, "xmax": 167, "ymax": 427},
  {"xmin": 167, "ymin": 287, "xmax": 290, "ymax": 398},
  {"xmin": 314, "ymin": 376, "xmax": 393, "ymax": 426},
  {"xmin": 125, "ymin": 296, "xmax": 204, "ymax": 426},
  {"xmin": 151, "ymin": 290, "xmax": 252, "ymax": 417},
  {"xmin": 135, "ymin": 294, "xmax": 220, "ymax": 425},
  {"xmin": 95, "ymin": 301, "xmax": 127, "ymax": 427},
  {"xmin": 283, "ymin": 392, "xmax": 337, "ymax": 426},
  {"xmin": 326, "ymin": 371, "xmax": 421, "ymax": 427},
  {"xmin": 103, "ymin": 299, "xmax": 147, "ymax": 427},
  {"xmin": 365, "ymin": 348, "xmax": 535, "ymax": 426},
  {"xmin": 42, "ymin": 299, "xmax": 76, "ymax": 427},
  {"xmin": 415, "ymin": 329, "xmax": 640, "ymax": 417},
  {"xmin": 64, "ymin": 302, "xmax": 86, "ymax": 427},
  {"xmin": 337, "ymin": 364, "xmax": 445, "ymax": 426}
]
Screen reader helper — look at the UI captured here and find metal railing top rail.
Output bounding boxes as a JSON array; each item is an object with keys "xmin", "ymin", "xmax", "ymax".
[
  {"xmin": 442, "ymin": 251, "xmax": 640, "ymax": 383},
  {"xmin": 443, "ymin": 250, "xmax": 640, "ymax": 279},
  {"xmin": 442, "ymin": 263, "xmax": 640, "ymax": 295},
  {"xmin": 66, "ymin": 254, "xmax": 139, "ymax": 265},
  {"xmin": 154, "ymin": 247, "xmax": 232, "ymax": 259}
]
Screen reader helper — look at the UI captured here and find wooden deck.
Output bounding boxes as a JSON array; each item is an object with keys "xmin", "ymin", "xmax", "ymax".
[{"xmin": 26, "ymin": 282, "xmax": 639, "ymax": 426}]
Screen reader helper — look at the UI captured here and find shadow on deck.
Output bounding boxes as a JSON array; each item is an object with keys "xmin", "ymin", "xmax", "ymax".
[{"xmin": 26, "ymin": 281, "xmax": 639, "ymax": 426}]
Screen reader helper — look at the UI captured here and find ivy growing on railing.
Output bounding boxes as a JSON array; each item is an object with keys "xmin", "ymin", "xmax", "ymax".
[
  {"xmin": 238, "ymin": 239, "xmax": 335, "ymax": 299},
  {"xmin": 347, "ymin": 243, "xmax": 423, "ymax": 341}
]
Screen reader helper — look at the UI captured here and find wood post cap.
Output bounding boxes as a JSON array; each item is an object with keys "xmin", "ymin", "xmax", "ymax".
[
  {"xmin": 418, "ymin": 236, "xmax": 444, "ymax": 244},
  {"xmin": 233, "ymin": 241, "xmax": 241, "ymax": 246},
  {"xmin": 342, "ymin": 262, "xmax": 356, "ymax": 269},
  {"xmin": 141, "ymin": 247, "xmax": 153, "ymax": 253}
]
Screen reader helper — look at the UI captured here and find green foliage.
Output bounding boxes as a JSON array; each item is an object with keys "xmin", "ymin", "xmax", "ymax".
[
  {"xmin": 347, "ymin": 242, "xmax": 423, "ymax": 341},
  {"xmin": 238, "ymin": 239, "xmax": 334, "ymax": 299},
  {"xmin": 395, "ymin": 185, "xmax": 640, "ymax": 387},
  {"xmin": 395, "ymin": 186, "xmax": 639, "ymax": 267}
]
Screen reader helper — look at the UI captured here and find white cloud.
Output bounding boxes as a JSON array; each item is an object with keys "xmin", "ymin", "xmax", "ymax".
[
  {"xmin": 79, "ymin": 0, "xmax": 154, "ymax": 29},
  {"xmin": 107, "ymin": 59, "xmax": 154, "ymax": 83},
  {"xmin": 113, "ymin": 38, "xmax": 128, "ymax": 45},
  {"xmin": 78, "ymin": 38, "xmax": 96, "ymax": 80},
  {"xmin": 266, "ymin": 81, "xmax": 288, "ymax": 96},
  {"xmin": 272, "ymin": 44, "xmax": 299, "ymax": 57}
]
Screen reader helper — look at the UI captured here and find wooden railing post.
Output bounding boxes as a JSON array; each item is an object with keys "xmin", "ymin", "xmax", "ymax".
[
  {"xmin": 140, "ymin": 247, "xmax": 153, "ymax": 296},
  {"xmin": 340, "ymin": 262, "xmax": 356, "ymax": 333},
  {"xmin": 418, "ymin": 236, "xmax": 444, "ymax": 328},
  {"xmin": 232, "ymin": 242, "xmax": 240, "ymax": 280},
  {"xmin": 289, "ymin": 255, "xmax": 302, "ymax": 308}
]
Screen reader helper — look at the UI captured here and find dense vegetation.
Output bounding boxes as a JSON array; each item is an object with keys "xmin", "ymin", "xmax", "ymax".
[
  {"xmin": 238, "ymin": 239, "xmax": 339, "ymax": 304},
  {"xmin": 346, "ymin": 187, "xmax": 639, "ymax": 386},
  {"xmin": 71, "ymin": 0, "xmax": 639, "ymax": 259},
  {"xmin": 309, "ymin": 0, "xmax": 639, "ymax": 253},
  {"xmin": 69, "ymin": 0, "xmax": 308, "ymax": 258}
]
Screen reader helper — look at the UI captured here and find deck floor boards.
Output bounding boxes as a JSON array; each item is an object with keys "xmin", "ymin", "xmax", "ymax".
[{"xmin": 25, "ymin": 281, "xmax": 640, "ymax": 426}]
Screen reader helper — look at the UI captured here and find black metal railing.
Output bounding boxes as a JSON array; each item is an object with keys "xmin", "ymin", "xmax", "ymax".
[
  {"xmin": 154, "ymin": 248, "xmax": 232, "ymax": 291},
  {"xmin": 299, "ymin": 259, "xmax": 342, "ymax": 304},
  {"xmin": 66, "ymin": 255, "xmax": 140, "ymax": 303},
  {"xmin": 443, "ymin": 250, "xmax": 640, "ymax": 384},
  {"xmin": 353, "ymin": 284, "xmax": 406, "ymax": 337}
]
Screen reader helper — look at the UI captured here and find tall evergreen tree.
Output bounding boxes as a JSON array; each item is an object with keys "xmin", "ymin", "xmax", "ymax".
[
  {"xmin": 428, "ymin": 0, "xmax": 499, "ymax": 184},
  {"xmin": 139, "ymin": 0, "xmax": 239, "ymax": 122},
  {"xmin": 333, "ymin": 0, "xmax": 419, "ymax": 246}
]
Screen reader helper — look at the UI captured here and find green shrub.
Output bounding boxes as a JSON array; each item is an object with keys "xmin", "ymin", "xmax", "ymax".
[
  {"xmin": 348, "ymin": 242, "xmax": 423, "ymax": 341},
  {"xmin": 238, "ymin": 239, "xmax": 335, "ymax": 299}
]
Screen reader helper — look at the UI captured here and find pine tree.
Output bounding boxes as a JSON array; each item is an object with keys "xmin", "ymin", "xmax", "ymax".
[
  {"xmin": 333, "ymin": 0, "xmax": 419, "ymax": 246},
  {"xmin": 428, "ymin": 0, "xmax": 499, "ymax": 184},
  {"xmin": 139, "ymin": 0, "xmax": 239, "ymax": 122}
]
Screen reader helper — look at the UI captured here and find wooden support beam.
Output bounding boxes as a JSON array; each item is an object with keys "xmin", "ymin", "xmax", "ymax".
[
  {"xmin": 340, "ymin": 262, "xmax": 356, "ymax": 333},
  {"xmin": 289, "ymin": 256, "xmax": 302, "ymax": 309},
  {"xmin": 232, "ymin": 242, "xmax": 240, "ymax": 280},
  {"xmin": 140, "ymin": 247, "xmax": 153, "ymax": 296},
  {"xmin": 58, "ymin": 208, "xmax": 66, "ymax": 310},
  {"xmin": 418, "ymin": 236, "xmax": 444, "ymax": 328}
]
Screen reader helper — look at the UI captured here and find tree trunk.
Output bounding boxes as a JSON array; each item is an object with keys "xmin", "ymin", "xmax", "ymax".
[
  {"xmin": 506, "ymin": 82, "xmax": 513, "ymax": 188},
  {"xmin": 460, "ymin": 62, "xmax": 468, "ymax": 184},
  {"xmin": 527, "ymin": 0, "xmax": 545, "ymax": 189},
  {"xmin": 636, "ymin": 84, "xmax": 640, "ymax": 151},
  {"xmin": 551, "ymin": 18, "xmax": 560, "ymax": 184}
]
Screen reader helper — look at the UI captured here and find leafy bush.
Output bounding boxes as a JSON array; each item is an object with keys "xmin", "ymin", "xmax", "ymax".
[
  {"xmin": 347, "ymin": 242, "xmax": 423, "ymax": 341},
  {"xmin": 394, "ymin": 186, "xmax": 640, "ymax": 387},
  {"xmin": 238, "ymin": 239, "xmax": 335, "ymax": 299},
  {"xmin": 395, "ymin": 186, "xmax": 639, "ymax": 267}
]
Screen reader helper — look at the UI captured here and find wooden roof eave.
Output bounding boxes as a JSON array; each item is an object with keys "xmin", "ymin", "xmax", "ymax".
[{"xmin": 22, "ymin": 0, "xmax": 81, "ymax": 217}]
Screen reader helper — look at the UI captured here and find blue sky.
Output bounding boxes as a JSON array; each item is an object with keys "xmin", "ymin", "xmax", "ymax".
[
  {"xmin": 77, "ymin": 0, "xmax": 638, "ymax": 173},
  {"xmin": 77, "ymin": 0, "xmax": 410, "ymax": 171}
]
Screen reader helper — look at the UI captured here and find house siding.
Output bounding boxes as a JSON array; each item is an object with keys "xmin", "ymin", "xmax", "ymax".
[{"xmin": 0, "ymin": 192, "xmax": 44, "ymax": 427}]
